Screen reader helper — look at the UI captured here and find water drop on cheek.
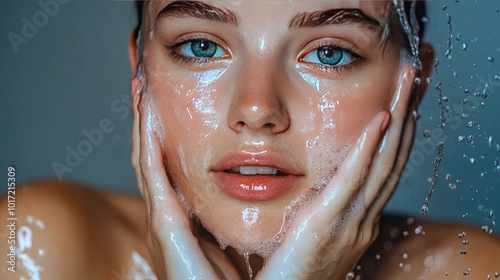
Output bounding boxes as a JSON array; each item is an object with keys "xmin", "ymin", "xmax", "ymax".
[{"xmin": 298, "ymin": 69, "xmax": 321, "ymax": 92}]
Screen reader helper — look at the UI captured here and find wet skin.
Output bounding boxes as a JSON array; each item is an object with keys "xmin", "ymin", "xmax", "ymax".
[
  {"xmin": 1, "ymin": 1, "xmax": 500, "ymax": 279},
  {"xmin": 137, "ymin": 0, "xmax": 404, "ymax": 254},
  {"xmin": 130, "ymin": 0, "xmax": 427, "ymax": 278}
]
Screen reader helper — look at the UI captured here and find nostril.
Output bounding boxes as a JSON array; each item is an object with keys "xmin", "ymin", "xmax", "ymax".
[{"xmin": 263, "ymin": 123, "xmax": 276, "ymax": 129}]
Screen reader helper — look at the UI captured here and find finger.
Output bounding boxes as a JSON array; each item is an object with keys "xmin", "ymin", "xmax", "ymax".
[
  {"xmin": 137, "ymin": 94, "xmax": 220, "ymax": 279},
  {"xmin": 310, "ymin": 109, "xmax": 391, "ymax": 221},
  {"xmin": 364, "ymin": 96, "xmax": 417, "ymax": 226},
  {"xmin": 137, "ymin": 94, "xmax": 190, "ymax": 230},
  {"xmin": 363, "ymin": 66, "xmax": 416, "ymax": 209},
  {"xmin": 131, "ymin": 80, "xmax": 142, "ymax": 192},
  {"xmin": 360, "ymin": 66, "xmax": 417, "ymax": 244}
]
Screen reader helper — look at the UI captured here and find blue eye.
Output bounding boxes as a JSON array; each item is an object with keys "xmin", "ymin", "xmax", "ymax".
[
  {"xmin": 302, "ymin": 46, "xmax": 353, "ymax": 67},
  {"xmin": 177, "ymin": 39, "xmax": 226, "ymax": 58}
]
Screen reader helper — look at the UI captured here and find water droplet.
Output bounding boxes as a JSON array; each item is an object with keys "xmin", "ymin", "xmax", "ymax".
[
  {"xmin": 243, "ymin": 252, "xmax": 253, "ymax": 280},
  {"xmin": 375, "ymin": 254, "xmax": 381, "ymax": 260},
  {"xmin": 470, "ymin": 158, "xmax": 475, "ymax": 164},
  {"xmin": 442, "ymin": 5, "xmax": 448, "ymax": 10},
  {"xmin": 420, "ymin": 205, "xmax": 429, "ymax": 217},
  {"xmin": 458, "ymin": 232, "xmax": 467, "ymax": 239},
  {"xmin": 488, "ymin": 57, "xmax": 494, "ymax": 62},
  {"xmin": 459, "ymin": 250, "xmax": 467, "ymax": 255},
  {"xmin": 466, "ymin": 135, "xmax": 474, "ymax": 144},
  {"xmin": 446, "ymin": 174, "xmax": 451, "ymax": 181},
  {"xmin": 481, "ymin": 225, "xmax": 489, "ymax": 232},
  {"xmin": 462, "ymin": 240, "xmax": 469, "ymax": 245},
  {"xmin": 423, "ymin": 130, "xmax": 432, "ymax": 139},
  {"xmin": 462, "ymin": 43, "xmax": 468, "ymax": 50},
  {"xmin": 449, "ymin": 183, "xmax": 457, "ymax": 190},
  {"xmin": 463, "ymin": 267, "xmax": 472, "ymax": 276},
  {"xmin": 466, "ymin": 121, "xmax": 477, "ymax": 128},
  {"xmin": 415, "ymin": 225, "xmax": 423, "ymax": 234},
  {"xmin": 346, "ymin": 272, "xmax": 355, "ymax": 279}
]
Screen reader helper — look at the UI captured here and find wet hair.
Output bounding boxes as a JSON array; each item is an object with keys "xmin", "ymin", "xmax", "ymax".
[
  {"xmin": 133, "ymin": 1, "xmax": 427, "ymax": 54},
  {"xmin": 134, "ymin": 1, "xmax": 144, "ymax": 41}
]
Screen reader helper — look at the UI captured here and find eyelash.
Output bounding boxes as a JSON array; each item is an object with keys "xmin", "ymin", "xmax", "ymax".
[
  {"xmin": 166, "ymin": 36, "xmax": 365, "ymax": 74},
  {"xmin": 299, "ymin": 41, "xmax": 364, "ymax": 75},
  {"xmin": 166, "ymin": 36, "xmax": 229, "ymax": 67}
]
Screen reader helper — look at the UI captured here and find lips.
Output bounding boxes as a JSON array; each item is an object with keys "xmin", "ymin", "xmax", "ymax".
[{"xmin": 211, "ymin": 152, "xmax": 303, "ymax": 201}]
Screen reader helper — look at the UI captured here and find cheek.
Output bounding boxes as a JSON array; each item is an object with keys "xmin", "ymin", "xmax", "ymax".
[
  {"xmin": 145, "ymin": 71, "xmax": 226, "ymax": 194},
  {"xmin": 153, "ymin": 71, "xmax": 227, "ymax": 140},
  {"xmin": 299, "ymin": 79, "xmax": 393, "ymax": 187}
]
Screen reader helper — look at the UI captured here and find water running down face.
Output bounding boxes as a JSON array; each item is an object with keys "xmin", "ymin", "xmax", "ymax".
[{"xmin": 136, "ymin": 0, "xmax": 416, "ymax": 256}]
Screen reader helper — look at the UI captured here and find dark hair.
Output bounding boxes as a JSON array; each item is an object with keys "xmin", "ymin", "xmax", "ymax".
[
  {"xmin": 133, "ymin": 1, "xmax": 427, "ymax": 46},
  {"xmin": 134, "ymin": 1, "xmax": 145, "ymax": 40}
]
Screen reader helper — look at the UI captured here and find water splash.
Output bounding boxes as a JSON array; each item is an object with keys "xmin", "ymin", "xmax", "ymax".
[
  {"xmin": 444, "ymin": 15, "xmax": 453, "ymax": 58},
  {"xmin": 393, "ymin": 0, "xmax": 422, "ymax": 70},
  {"xmin": 420, "ymin": 142, "xmax": 445, "ymax": 217}
]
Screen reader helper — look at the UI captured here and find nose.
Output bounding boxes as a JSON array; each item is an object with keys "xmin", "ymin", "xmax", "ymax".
[{"xmin": 227, "ymin": 59, "xmax": 290, "ymax": 134}]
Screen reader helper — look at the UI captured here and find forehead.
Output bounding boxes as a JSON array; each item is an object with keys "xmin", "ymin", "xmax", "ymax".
[{"xmin": 144, "ymin": 0, "xmax": 394, "ymax": 27}]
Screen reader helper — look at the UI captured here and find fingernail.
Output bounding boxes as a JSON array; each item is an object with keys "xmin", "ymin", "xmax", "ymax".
[{"xmin": 380, "ymin": 112, "xmax": 390, "ymax": 132}]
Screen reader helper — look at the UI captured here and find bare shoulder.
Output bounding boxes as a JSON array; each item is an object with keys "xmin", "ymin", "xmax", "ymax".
[
  {"xmin": 0, "ymin": 181, "xmax": 153, "ymax": 280},
  {"xmin": 359, "ymin": 215, "xmax": 500, "ymax": 280}
]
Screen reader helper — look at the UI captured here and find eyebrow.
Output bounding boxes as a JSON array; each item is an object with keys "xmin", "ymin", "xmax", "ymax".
[
  {"xmin": 156, "ymin": 1, "xmax": 238, "ymax": 25},
  {"xmin": 289, "ymin": 8, "xmax": 381, "ymax": 31},
  {"xmin": 156, "ymin": 2, "xmax": 380, "ymax": 33}
]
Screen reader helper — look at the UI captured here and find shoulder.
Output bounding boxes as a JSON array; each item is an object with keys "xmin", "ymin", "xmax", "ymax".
[
  {"xmin": 0, "ymin": 180, "xmax": 151, "ymax": 279},
  {"xmin": 359, "ymin": 215, "xmax": 500, "ymax": 280}
]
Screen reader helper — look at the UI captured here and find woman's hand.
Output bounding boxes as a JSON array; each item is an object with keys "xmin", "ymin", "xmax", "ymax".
[
  {"xmin": 256, "ymin": 66, "xmax": 418, "ymax": 280},
  {"xmin": 131, "ymin": 83, "xmax": 241, "ymax": 280}
]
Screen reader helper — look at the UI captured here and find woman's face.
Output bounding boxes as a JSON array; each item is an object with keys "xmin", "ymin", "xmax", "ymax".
[{"xmin": 139, "ymin": 0, "xmax": 407, "ymax": 253}]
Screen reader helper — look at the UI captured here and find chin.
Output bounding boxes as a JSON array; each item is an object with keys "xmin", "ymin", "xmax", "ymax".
[{"xmin": 198, "ymin": 204, "xmax": 287, "ymax": 258}]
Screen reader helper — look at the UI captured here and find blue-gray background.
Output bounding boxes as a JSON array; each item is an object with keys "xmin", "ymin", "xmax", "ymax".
[{"xmin": 1, "ymin": 0, "xmax": 499, "ymax": 230}]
